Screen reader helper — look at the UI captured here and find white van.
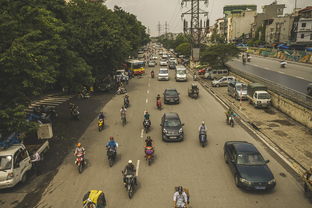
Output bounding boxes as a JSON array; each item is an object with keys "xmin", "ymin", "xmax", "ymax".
[
  {"xmin": 158, "ymin": 68, "xmax": 169, "ymax": 81},
  {"xmin": 175, "ymin": 66, "xmax": 187, "ymax": 82}
]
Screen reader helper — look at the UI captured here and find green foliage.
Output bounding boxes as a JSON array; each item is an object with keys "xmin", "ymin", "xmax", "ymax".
[
  {"xmin": 175, "ymin": 42, "xmax": 191, "ymax": 57},
  {"xmin": 0, "ymin": 0, "xmax": 149, "ymax": 137},
  {"xmin": 200, "ymin": 44, "xmax": 241, "ymax": 67},
  {"xmin": 158, "ymin": 33, "xmax": 189, "ymax": 53}
]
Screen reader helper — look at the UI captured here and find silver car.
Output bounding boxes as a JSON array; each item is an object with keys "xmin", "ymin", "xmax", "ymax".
[
  {"xmin": 228, "ymin": 81, "xmax": 247, "ymax": 100},
  {"xmin": 212, "ymin": 76, "xmax": 235, "ymax": 87}
]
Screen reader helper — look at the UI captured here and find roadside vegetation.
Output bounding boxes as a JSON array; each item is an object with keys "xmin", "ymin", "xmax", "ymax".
[{"xmin": 0, "ymin": 0, "xmax": 149, "ymax": 138}]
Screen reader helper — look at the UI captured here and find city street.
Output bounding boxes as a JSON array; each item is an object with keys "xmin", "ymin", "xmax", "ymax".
[
  {"xmin": 228, "ymin": 57, "xmax": 311, "ymax": 94},
  {"xmin": 33, "ymin": 63, "xmax": 310, "ymax": 208}
]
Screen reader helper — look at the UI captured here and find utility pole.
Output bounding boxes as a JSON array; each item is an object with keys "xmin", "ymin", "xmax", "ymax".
[
  {"xmin": 157, "ymin": 22, "xmax": 162, "ymax": 37},
  {"xmin": 181, "ymin": 0, "xmax": 209, "ymax": 61},
  {"xmin": 165, "ymin": 21, "xmax": 169, "ymax": 38}
]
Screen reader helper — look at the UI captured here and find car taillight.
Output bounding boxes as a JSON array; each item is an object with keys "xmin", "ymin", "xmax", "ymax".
[{"xmin": 7, "ymin": 172, "xmax": 14, "ymax": 180}]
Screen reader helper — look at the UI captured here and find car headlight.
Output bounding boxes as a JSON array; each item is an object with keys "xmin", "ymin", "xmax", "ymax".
[
  {"xmin": 179, "ymin": 128, "xmax": 183, "ymax": 134},
  {"xmin": 268, "ymin": 179, "xmax": 276, "ymax": 184},
  {"xmin": 163, "ymin": 129, "xmax": 168, "ymax": 134},
  {"xmin": 240, "ymin": 178, "xmax": 252, "ymax": 185}
]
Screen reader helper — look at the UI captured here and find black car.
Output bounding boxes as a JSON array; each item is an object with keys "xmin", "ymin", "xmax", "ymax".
[
  {"xmin": 307, "ymin": 83, "xmax": 312, "ymax": 96},
  {"xmin": 224, "ymin": 141, "xmax": 276, "ymax": 191},
  {"xmin": 168, "ymin": 62, "xmax": 176, "ymax": 69},
  {"xmin": 160, "ymin": 112, "xmax": 184, "ymax": 142},
  {"xmin": 163, "ymin": 89, "xmax": 180, "ymax": 104}
]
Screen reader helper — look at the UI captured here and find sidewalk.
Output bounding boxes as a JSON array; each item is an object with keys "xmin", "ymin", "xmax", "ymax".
[
  {"xmin": 250, "ymin": 53, "xmax": 312, "ymax": 67},
  {"xmin": 196, "ymin": 74, "xmax": 312, "ymax": 175}
]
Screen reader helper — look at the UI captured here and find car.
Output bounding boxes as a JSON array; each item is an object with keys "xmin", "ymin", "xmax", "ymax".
[
  {"xmin": 307, "ymin": 83, "xmax": 312, "ymax": 96},
  {"xmin": 163, "ymin": 88, "xmax": 180, "ymax": 104},
  {"xmin": 169, "ymin": 58, "xmax": 178, "ymax": 65},
  {"xmin": 212, "ymin": 76, "xmax": 235, "ymax": 87},
  {"xmin": 160, "ymin": 59, "xmax": 168, "ymax": 66},
  {"xmin": 198, "ymin": 68, "xmax": 206, "ymax": 75},
  {"xmin": 228, "ymin": 81, "xmax": 248, "ymax": 100},
  {"xmin": 160, "ymin": 112, "xmax": 184, "ymax": 142},
  {"xmin": 158, "ymin": 68, "xmax": 169, "ymax": 81},
  {"xmin": 148, "ymin": 61, "xmax": 156, "ymax": 67},
  {"xmin": 224, "ymin": 141, "xmax": 276, "ymax": 191},
  {"xmin": 151, "ymin": 56, "xmax": 158, "ymax": 60},
  {"xmin": 168, "ymin": 62, "xmax": 176, "ymax": 69}
]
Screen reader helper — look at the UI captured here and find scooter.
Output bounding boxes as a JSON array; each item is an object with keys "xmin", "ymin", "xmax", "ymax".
[
  {"xmin": 75, "ymin": 154, "xmax": 85, "ymax": 173},
  {"xmin": 107, "ymin": 147, "xmax": 116, "ymax": 167},
  {"xmin": 71, "ymin": 108, "xmax": 80, "ymax": 120},
  {"xmin": 144, "ymin": 146, "xmax": 154, "ymax": 166},
  {"xmin": 199, "ymin": 129, "xmax": 207, "ymax": 147},
  {"xmin": 280, "ymin": 61, "xmax": 287, "ymax": 68},
  {"xmin": 156, "ymin": 99, "xmax": 162, "ymax": 110},
  {"xmin": 143, "ymin": 119, "xmax": 151, "ymax": 133},
  {"xmin": 98, "ymin": 119, "xmax": 104, "ymax": 131}
]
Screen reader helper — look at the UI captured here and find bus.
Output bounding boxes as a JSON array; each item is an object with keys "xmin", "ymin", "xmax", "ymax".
[{"xmin": 126, "ymin": 59, "xmax": 145, "ymax": 75}]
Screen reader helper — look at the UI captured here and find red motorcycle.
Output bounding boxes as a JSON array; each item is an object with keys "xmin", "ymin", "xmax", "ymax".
[
  {"xmin": 156, "ymin": 99, "xmax": 162, "ymax": 110},
  {"xmin": 145, "ymin": 146, "xmax": 154, "ymax": 166},
  {"xmin": 75, "ymin": 154, "xmax": 85, "ymax": 173}
]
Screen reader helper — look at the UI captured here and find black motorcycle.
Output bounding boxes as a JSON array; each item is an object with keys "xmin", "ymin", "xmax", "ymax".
[
  {"xmin": 107, "ymin": 147, "xmax": 116, "ymax": 167},
  {"xmin": 122, "ymin": 172, "xmax": 136, "ymax": 199},
  {"xmin": 199, "ymin": 129, "xmax": 207, "ymax": 147},
  {"xmin": 143, "ymin": 119, "xmax": 151, "ymax": 133},
  {"xmin": 124, "ymin": 98, "xmax": 130, "ymax": 108},
  {"xmin": 71, "ymin": 108, "xmax": 80, "ymax": 120}
]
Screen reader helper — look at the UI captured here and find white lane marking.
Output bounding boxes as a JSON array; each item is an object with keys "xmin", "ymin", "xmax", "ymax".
[
  {"xmin": 278, "ymin": 71, "xmax": 285, "ymax": 74},
  {"xmin": 136, "ymin": 160, "xmax": 140, "ymax": 177},
  {"xmin": 148, "ymin": 82, "xmax": 150, "ymax": 87},
  {"xmin": 140, "ymin": 129, "xmax": 144, "ymax": 138},
  {"xmin": 295, "ymin": 76, "xmax": 304, "ymax": 80},
  {"xmin": 147, "ymin": 90, "xmax": 149, "ymax": 94},
  {"xmin": 146, "ymin": 98, "xmax": 148, "ymax": 103}
]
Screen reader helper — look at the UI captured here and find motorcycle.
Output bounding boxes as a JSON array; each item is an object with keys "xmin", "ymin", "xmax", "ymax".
[
  {"xmin": 151, "ymin": 71, "xmax": 155, "ymax": 78},
  {"xmin": 107, "ymin": 147, "xmax": 117, "ymax": 167},
  {"xmin": 145, "ymin": 146, "xmax": 154, "ymax": 166},
  {"xmin": 121, "ymin": 114, "xmax": 127, "ymax": 126},
  {"xmin": 280, "ymin": 61, "xmax": 287, "ymax": 68},
  {"xmin": 124, "ymin": 98, "xmax": 130, "ymax": 108},
  {"xmin": 122, "ymin": 172, "xmax": 136, "ymax": 199},
  {"xmin": 143, "ymin": 119, "xmax": 151, "ymax": 133},
  {"xmin": 117, "ymin": 87, "xmax": 127, "ymax": 95},
  {"xmin": 226, "ymin": 115, "xmax": 235, "ymax": 127},
  {"xmin": 156, "ymin": 99, "xmax": 162, "ymax": 110},
  {"xmin": 75, "ymin": 154, "xmax": 85, "ymax": 173},
  {"xmin": 199, "ymin": 129, "xmax": 207, "ymax": 147},
  {"xmin": 193, "ymin": 74, "xmax": 198, "ymax": 81},
  {"xmin": 98, "ymin": 119, "xmax": 104, "ymax": 131},
  {"xmin": 174, "ymin": 186, "xmax": 190, "ymax": 208},
  {"xmin": 242, "ymin": 58, "xmax": 246, "ymax": 65},
  {"xmin": 247, "ymin": 56, "xmax": 251, "ymax": 62},
  {"xmin": 80, "ymin": 92, "xmax": 90, "ymax": 99},
  {"xmin": 71, "ymin": 108, "xmax": 80, "ymax": 120}
]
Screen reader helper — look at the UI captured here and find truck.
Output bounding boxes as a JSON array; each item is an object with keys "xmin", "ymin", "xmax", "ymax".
[
  {"xmin": 247, "ymin": 83, "xmax": 271, "ymax": 108},
  {"xmin": 0, "ymin": 138, "xmax": 49, "ymax": 189}
]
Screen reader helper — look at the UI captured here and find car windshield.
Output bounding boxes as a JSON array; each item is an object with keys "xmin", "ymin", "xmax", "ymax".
[
  {"xmin": 236, "ymin": 84, "xmax": 247, "ymax": 91},
  {"xmin": 165, "ymin": 90, "xmax": 178, "ymax": 96},
  {"xmin": 258, "ymin": 93, "xmax": 271, "ymax": 99},
  {"xmin": 160, "ymin": 69, "xmax": 168, "ymax": 74},
  {"xmin": 164, "ymin": 119, "xmax": 181, "ymax": 127},
  {"xmin": 0, "ymin": 155, "xmax": 13, "ymax": 171},
  {"xmin": 177, "ymin": 70, "xmax": 185, "ymax": 75},
  {"xmin": 237, "ymin": 153, "xmax": 266, "ymax": 165}
]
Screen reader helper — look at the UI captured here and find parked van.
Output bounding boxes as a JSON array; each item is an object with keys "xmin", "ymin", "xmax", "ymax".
[
  {"xmin": 212, "ymin": 76, "xmax": 235, "ymax": 87},
  {"xmin": 204, "ymin": 68, "xmax": 229, "ymax": 80},
  {"xmin": 175, "ymin": 66, "xmax": 187, "ymax": 82},
  {"xmin": 228, "ymin": 81, "xmax": 248, "ymax": 100}
]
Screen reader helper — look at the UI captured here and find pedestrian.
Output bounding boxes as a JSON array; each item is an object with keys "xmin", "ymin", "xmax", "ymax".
[{"xmin": 31, "ymin": 152, "xmax": 41, "ymax": 176}]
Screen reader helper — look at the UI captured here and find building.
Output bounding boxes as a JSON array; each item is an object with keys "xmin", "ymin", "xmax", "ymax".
[
  {"xmin": 223, "ymin": 5, "xmax": 257, "ymax": 41},
  {"xmin": 227, "ymin": 10, "xmax": 257, "ymax": 43},
  {"xmin": 251, "ymin": 1, "xmax": 286, "ymax": 41},
  {"xmin": 295, "ymin": 6, "xmax": 312, "ymax": 45},
  {"xmin": 215, "ymin": 18, "xmax": 225, "ymax": 36},
  {"xmin": 265, "ymin": 14, "xmax": 294, "ymax": 44}
]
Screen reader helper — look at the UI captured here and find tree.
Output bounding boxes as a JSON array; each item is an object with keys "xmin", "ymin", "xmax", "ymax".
[
  {"xmin": 175, "ymin": 42, "xmax": 191, "ymax": 57},
  {"xmin": 200, "ymin": 44, "xmax": 241, "ymax": 67}
]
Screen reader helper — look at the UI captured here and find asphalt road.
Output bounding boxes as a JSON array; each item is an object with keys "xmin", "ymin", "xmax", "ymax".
[
  {"xmin": 227, "ymin": 57, "xmax": 311, "ymax": 94},
  {"xmin": 34, "ymin": 62, "xmax": 311, "ymax": 208}
]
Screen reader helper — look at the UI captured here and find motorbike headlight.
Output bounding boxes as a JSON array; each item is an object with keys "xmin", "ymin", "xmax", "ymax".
[
  {"xmin": 268, "ymin": 179, "xmax": 276, "ymax": 184},
  {"xmin": 179, "ymin": 128, "xmax": 183, "ymax": 134},
  {"xmin": 240, "ymin": 178, "xmax": 252, "ymax": 185}
]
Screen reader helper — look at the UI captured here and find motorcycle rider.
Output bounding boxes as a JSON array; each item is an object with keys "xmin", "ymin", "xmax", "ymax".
[
  {"xmin": 198, "ymin": 121, "xmax": 207, "ymax": 132},
  {"xmin": 173, "ymin": 186, "xmax": 188, "ymax": 208},
  {"xmin": 98, "ymin": 112, "xmax": 105, "ymax": 120},
  {"xmin": 143, "ymin": 111, "xmax": 151, "ymax": 127},
  {"xmin": 191, "ymin": 83, "xmax": 198, "ymax": 95},
  {"xmin": 120, "ymin": 106, "xmax": 127, "ymax": 119},
  {"xmin": 156, "ymin": 94, "xmax": 161, "ymax": 101},
  {"xmin": 226, "ymin": 107, "xmax": 234, "ymax": 122},
  {"xmin": 151, "ymin": 70, "xmax": 155, "ymax": 78},
  {"xmin": 124, "ymin": 94, "xmax": 129, "ymax": 107},
  {"xmin": 145, "ymin": 136, "xmax": 153, "ymax": 147},
  {"xmin": 74, "ymin": 143, "xmax": 85, "ymax": 164},
  {"xmin": 106, "ymin": 136, "xmax": 118, "ymax": 150},
  {"xmin": 123, "ymin": 160, "xmax": 137, "ymax": 185}
]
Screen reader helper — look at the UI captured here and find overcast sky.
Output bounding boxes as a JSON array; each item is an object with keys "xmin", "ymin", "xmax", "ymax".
[{"xmin": 105, "ymin": 0, "xmax": 311, "ymax": 36}]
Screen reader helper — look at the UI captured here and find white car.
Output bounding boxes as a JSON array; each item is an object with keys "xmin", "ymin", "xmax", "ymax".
[
  {"xmin": 148, "ymin": 61, "xmax": 156, "ymax": 67},
  {"xmin": 152, "ymin": 56, "xmax": 158, "ymax": 60},
  {"xmin": 169, "ymin": 58, "xmax": 178, "ymax": 65},
  {"xmin": 158, "ymin": 68, "xmax": 169, "ymax": 81},
  {"xmin": 212, "ymin": 76, "xmax": 235, "ymax": 87},
  {"xmin": 160, "ymin": 59, "xmax": 168, "ymax": 66}
]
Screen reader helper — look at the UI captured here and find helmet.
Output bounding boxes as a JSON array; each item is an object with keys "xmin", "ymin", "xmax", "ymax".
[
  {"xmin": 147, "ymin": 136, "xmax": 151, "ymax": 140},
  {"xmin": 128, "ymin": 160, "xmax": 132, "ymax": 164},
  {"xmin": 109, "ymin": 136, "xmax": 114, "ymax": 141},
  {"xmin": 178, "ymin": 186, "xmax": 183, "ymax": 193},
  {"xmin": 202, "ymin": 121, "xmax": 205, "ymax": 125},
  {"xmin": 77, "ymin": 143, "xmax": 81, "ymax": 147}
]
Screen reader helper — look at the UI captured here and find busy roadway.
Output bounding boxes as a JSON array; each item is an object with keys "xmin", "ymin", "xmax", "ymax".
[{"xmin": 33, "ymin": 50, "xmax": 311, "ymax": 208}]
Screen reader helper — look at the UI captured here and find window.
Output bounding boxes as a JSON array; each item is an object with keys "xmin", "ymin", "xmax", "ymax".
[
  {"xmin": 301, "ymin": 34, "xmax": 305, "ymax": 39},
  {"xmin": 302, "ymin": 23, "xmax": 306, "ymax": 27}
]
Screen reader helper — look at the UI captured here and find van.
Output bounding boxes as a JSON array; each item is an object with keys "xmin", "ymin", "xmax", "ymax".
[
  {"xmin": 158, "ymin": 68, "xmax": 169, "ymax": 81},
  {"xmin": 175, "ymin": 66, "xmax": 187, "ymax": 82},
  {"xmin": 205, "ymin": 68, "xmax": 229, "ymax": 80},
  {"xmin": 228, "ymin": 81, "xmax": 248, "ymax": 100}
]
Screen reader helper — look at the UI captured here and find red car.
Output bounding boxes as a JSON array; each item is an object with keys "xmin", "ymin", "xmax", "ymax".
[{"xmin": 198, "ymin": 68, "xmax": 206, "ymax": 75}]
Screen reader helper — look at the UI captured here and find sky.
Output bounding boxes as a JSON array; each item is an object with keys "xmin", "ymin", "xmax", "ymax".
[{"xmin": 105, "ymin": 0, "xmax": 311, "ymax": 37}]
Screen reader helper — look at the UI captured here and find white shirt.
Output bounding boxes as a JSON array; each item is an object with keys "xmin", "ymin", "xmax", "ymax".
[
  {"xmin": 173, "ymin": 191, "xmax": 188, "ymax": 204},
  {"xmin": 31, "ymin": 152, "xmax": 41, "ymax": 162}
]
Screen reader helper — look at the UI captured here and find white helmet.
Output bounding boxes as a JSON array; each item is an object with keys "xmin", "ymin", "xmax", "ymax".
[
  {"xmin": 202, "ymin": 121, "xmax": 205, "ymax": 125},
  {"xmin": 128, "ymin": 160, "xmax": 132, "ymax": 164}
]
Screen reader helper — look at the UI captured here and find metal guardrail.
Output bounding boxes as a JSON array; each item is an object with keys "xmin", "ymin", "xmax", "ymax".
[{"xmin": 226, "ymin": 64, "xmax": 312, "ymax": 110}]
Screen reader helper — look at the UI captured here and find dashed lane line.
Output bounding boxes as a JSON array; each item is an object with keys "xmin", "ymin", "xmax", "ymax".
[
  {"xmin": 136, "ymin": 160, "xmax": 140, "ymax": 177},
  {"xmin": 140, "ymin": 129, "xmax": 144, "ymax": 138},
  {"xmin": 146, "ymin": 98, "xmax": 148, "ymax": 103}
]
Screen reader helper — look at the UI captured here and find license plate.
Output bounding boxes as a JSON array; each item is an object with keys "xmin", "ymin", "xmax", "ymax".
[
  {"xmin": 170, "ymin": 136, "xmax": 176, "ymax": 139},
  {"xmin": 255, "ymin": 186, "xmax": 266, "ymax": 190}
]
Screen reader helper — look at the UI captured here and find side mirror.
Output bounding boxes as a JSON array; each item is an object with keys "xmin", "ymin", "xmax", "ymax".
[
  {"xmin": 265, "ymin": 160, "xmax": 270, "ymax": 163},
  {"xmin": 181, "ymin": 123, "xmax": 185, "ymax": 126}
]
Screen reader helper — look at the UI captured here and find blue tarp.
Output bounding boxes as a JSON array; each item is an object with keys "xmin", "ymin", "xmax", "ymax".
[
  {"xmin": 277, "ymin": 44, "xmax": 289, "ymax": 49},
  {"xmin": 0, "ymin": 132, "xmax": 21, "ymax": 149},
  {"xmin": 306, "ymin": 48, "xmax": 312, "ymax": 52}
]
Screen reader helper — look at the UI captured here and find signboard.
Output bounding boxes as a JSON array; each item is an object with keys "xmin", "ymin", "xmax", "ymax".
[
  {"xmin": 37, "ymin": 123, "xmax": 53, "ymax": 139},
  {"xmin": 192, "ymin": 48, "xmax": 200, "ymax": 61}
]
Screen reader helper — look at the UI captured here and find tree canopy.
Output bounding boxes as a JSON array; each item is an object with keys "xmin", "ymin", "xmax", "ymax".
[{"xmin": 0, "ymin": 0, "xmax": 149, "ymax": 138}]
